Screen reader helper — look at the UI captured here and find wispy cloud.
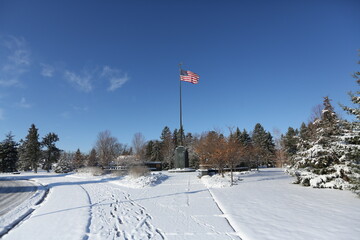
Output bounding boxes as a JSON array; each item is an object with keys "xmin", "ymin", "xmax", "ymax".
[
  {"xmin": 0, "ymin": 109, "xmax": 4, "ymax": 120},
  {"xmin": 60, "ymin": 111, "xmax": 71, "ymax": 119},
  {"xmin": 17, "ymin": 97, "xmax": 32, "ymax": 108},
  {"xmin": 64, "ymin": 70, "xmax": 93, "ymax": 92},
  {"xmin": 63, "ymin": 66, "xmax": 128, "ymax": 92},
  {"xmin": 101, "ymin": 66, "xmax": 129, "ymax": 92},
  {"xmin": 0, "ymin": 35, "xmax": 30, "ymax": 87},
  {"xmin": 40, "ymin": 63, "xmax": 55, "ymax": 77}
]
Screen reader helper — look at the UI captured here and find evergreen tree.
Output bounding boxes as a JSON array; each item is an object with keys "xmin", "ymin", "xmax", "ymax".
[
  {"xmin": 172, "ymin": 129, "xmax": 179, "ymax": 147},
  {"xmin": 160, "ymin": 126, "xmax": 173, "ymax": 169},
  {"xmin": 264, "ymin": 132, "xmax": 276, "ymax": 166},
  {"xmin": 294, "ymin": 97, "xmax": 341, "ymax": 170},
  {"xmin": 73, "ymin": 148, "xmax": 84, "ymax": 169},
  {"xmin": 151, "ymin": 140, "xmax": 162, "ymax": 162},
  {"xmin": 299, "ymin": 122, "xmax": 308, "ymax": 140},
  {"xmin": 87, "ymin": 148, "xmax": 98, "ymax": 167},
  {"xmin": 19, "ymin": 124, "xmax": 41, "ymax": 173},
  {"xmin": 281, "ymin": 127, "xmax": 298, "ymax": 158},
  {"xmin": 17, "ymin": 139, "xmax": 30, "ymax": 171},
  {"xmin": 54, "ymin": 151, "xmax": 74, "ymax": 173},
  {"xmin": 237, "ymin": 129, "xmax": 252, "ymax": 169},
  {"xmin": 289, "ymin": 97, "xmax": 355, "ymax": 189},
  {"xmin": 0, "ymin": 132, "xmax": 18, "ymax": 172},
  {"xmin": 42, "ymin": 132, "xmax": 60, "ymax": 172},
  {"xmin": 184, "ymin": 132, "xmax": 199, "ymax": 169},
  {"xmin": 238, "ymin": 129, "xmax": 252, "ymax": 146},
  {"xmin": 339, "ymin": 63, "xmax": 360, "ymax": 192},
  {"xmin": 145, "ymin": 140, "xmax": 154, "ymax": 160},
  {"xmin": 251, "ymin": 123, "xmax": 275, "ymax": 167}
]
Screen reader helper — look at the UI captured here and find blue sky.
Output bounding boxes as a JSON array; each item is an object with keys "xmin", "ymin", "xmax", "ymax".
[{"xmin": 0, "ymin": 0, "xmax": 359, "ymax": 152}]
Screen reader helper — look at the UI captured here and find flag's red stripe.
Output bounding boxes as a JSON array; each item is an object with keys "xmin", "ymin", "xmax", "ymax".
[{"xmin": 180, "ymin": 70, "xmax": 199, "ymax": 84}]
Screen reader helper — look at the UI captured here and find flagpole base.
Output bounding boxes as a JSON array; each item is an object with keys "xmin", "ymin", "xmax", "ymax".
[{"xmin": 173, "ymin": 146, "xmax": 189, "ymax": 169}]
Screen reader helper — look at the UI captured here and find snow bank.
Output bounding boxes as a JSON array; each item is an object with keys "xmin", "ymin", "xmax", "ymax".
[
  {"xmin": 112, "ymin": 172, "xmax": 168, "ymax": 188},
  {"xmin": 201, "ymin": 171, "xmax": 253, "ymax": 188}
]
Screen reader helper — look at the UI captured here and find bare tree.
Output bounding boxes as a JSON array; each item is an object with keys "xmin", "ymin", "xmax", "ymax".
[
  {"xmin": 132, "ymin": 132, "xmax": 146, "ymax": 161},
  {"xmin": 95, "ymin": 130, "xmax": 122, "ymax": 167},
  {"xmin": 194, "ymin": 131, "xmax": 226, "ymax": 176},
  {"xmin": 224, "ymin": 135, "xmax": 243, "ymax": 185}
]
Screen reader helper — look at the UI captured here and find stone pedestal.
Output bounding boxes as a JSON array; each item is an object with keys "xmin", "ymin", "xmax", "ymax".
[{"xmin": 174, "ymin": 146, "xmax": 189, "ymax": 169}]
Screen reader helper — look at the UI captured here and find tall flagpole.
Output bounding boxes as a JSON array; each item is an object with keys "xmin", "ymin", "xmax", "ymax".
[{"xmin": 178, "ymin": 63, "xmax": 184, "ymax": 146}]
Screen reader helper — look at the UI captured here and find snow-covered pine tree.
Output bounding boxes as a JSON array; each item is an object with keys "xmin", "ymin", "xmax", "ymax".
[
  {"xmin": 289, "ymin": 95, "xmax": 360, "ymax": 192},
  {"xmin": 54, "ymin": 151, "xmax": 74, "ymax": 173},
  {"xmin": 339, "ymin": 66, "xmax": 360, "ymax": 194},
  {"xmin": 0, "ymin": 132, "xmax": 19, "ymax": 172}
]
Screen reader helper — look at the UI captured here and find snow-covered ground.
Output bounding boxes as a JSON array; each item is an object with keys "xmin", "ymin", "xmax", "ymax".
[
  {"xmin": 0, "ymin": 168, "xmax": 359, "ymax": 240},
  {"xmin": 205, "ymin": 169, "xmax": 360, "ymax": 240}
]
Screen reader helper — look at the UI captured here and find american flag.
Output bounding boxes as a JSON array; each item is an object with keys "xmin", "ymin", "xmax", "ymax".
[{"xmin": 180, "ymin": 69, "xmax": 199, "ymax": 84}]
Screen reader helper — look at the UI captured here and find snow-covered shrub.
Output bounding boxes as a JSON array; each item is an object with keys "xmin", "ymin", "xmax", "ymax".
[{"xmin": 54, "ymin": 152, "xmax": 74, "ymax": 173}]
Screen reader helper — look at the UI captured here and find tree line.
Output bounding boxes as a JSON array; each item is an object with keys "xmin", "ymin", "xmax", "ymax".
[
  {"xmin": 0, "ymin": 124, "xmax": 60, "ymax": 173},
  {"xmin": 0, "ymin": 121, "xmax": 277, "ymax": 174}
]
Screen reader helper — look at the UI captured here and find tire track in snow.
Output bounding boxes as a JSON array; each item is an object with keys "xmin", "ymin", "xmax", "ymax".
[{"xmin": 82, "ymin": 183, "xmax": 166, "ymax": 240}]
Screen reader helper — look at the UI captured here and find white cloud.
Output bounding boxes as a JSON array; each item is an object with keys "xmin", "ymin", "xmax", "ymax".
[
  {"xmin": 64, "ymin": 70, "xmax": 93, "ymax": 92},
  {"xmin": 108, "ymin": 74, "xmax": 129, "ymax": 92},
  {"xmin": 0, "ymin": 79, "xmax": 20, "ymax": 87},
  {"xmin": 40, "ymin": 63, "xmax": 55, "ymax": 77},
  {"xmin": 0, "ymin": 35, "xmax": 30, "ymax": 87},
  {"xmin": 17, "ymin": 97, "xmax": 31, "ymax": 108},
  {"xmin": 101, "ymin": 66, "xmax": 129, "ymax": 92}
]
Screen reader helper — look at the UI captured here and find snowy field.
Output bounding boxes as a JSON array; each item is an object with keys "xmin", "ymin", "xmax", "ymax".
[{"xmin": 0, "ymin": 168, "xmax": 359, "ymax": 240}]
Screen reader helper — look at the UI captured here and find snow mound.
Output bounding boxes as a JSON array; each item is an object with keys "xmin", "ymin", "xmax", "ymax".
[
  {"xmin": 112, "ymin": 172, "xmax": 168, "ymax": 188},
  {"xmin": 201, "ymin": 171, "xmax": 252, "ymax": 188}
]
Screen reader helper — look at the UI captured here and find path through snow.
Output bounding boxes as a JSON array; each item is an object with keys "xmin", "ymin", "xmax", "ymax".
[{"xmin": 1, "ymin": 171, "xmax": 239, "ymax": 240}]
